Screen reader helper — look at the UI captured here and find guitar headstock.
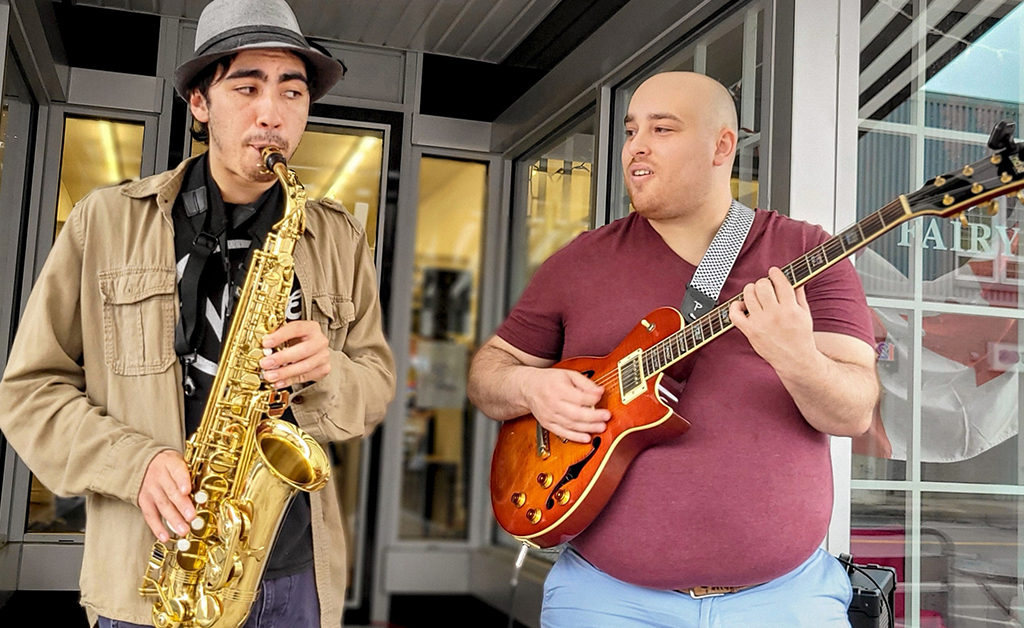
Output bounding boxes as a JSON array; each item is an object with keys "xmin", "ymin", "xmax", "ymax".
[{"xmin": 907, "ymin": 120, "xmax": 1024, "ymax": 223}]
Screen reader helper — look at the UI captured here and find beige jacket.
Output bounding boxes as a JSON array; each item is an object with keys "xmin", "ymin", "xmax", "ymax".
[{"xmin": 0, "ymin": 157, "xmax": 396, "ymax": 627}]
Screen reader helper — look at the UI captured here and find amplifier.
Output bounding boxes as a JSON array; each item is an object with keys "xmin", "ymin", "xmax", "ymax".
[{"xmin": 839, "ymin": 554, "xmax": 897, "ymax": 628}]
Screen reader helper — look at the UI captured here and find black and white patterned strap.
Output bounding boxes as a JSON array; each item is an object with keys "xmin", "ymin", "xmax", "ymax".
[{"xmin": 680, "ymin": 200, "xmax": 755, "ymax": 323}]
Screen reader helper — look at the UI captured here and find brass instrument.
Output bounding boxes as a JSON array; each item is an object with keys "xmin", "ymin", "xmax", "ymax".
[{"xmin": 140, "ymin": 148, "xmax": 331, "ymax": 628}]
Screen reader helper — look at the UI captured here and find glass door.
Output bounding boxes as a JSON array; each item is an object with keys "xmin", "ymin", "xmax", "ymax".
[
  {"xmin": 0, "ymin": 45, "xmax": 38, "ymax": 553},
  {"xmin": 23, "ymin": 113, "xmax": 148, "ymax": 539}
]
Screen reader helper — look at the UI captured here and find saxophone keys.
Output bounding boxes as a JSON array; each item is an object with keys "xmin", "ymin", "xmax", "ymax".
[
  {"xmin": 194, "ymin": 490, "xmax": 209, "ymax": 505},
  {"xmin": 194, "ymin": 593, "xmax": 222, "ymax": 628}
]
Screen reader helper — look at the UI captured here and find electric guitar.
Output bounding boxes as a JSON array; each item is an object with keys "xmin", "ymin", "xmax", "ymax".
[{"xmin": 490, "ymin": 121, "xmax": 1024, "ymax": 548}]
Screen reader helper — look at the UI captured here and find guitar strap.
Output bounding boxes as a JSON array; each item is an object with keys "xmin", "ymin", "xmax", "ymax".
[{"xmin": 680, "ymin": 199, "xmax": 755, "ymax": 324}]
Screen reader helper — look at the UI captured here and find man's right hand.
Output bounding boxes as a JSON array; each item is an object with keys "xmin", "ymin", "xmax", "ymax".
[
  {"xmin": 138, "ymin": 450, "xmax": 195, "ymax": 543},
  {"xmin": 520, "ymin": 368, "xmax": 611, "ymax": 443}
]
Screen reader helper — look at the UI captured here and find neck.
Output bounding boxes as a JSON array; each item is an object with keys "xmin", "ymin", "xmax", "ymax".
[
  {"xmin": 646, "ymin": 187, "xmax": 734, "ymax": 265},
  {"xmin": 207, "ymin": 152, "xmax": 275, "ymax": 205}
]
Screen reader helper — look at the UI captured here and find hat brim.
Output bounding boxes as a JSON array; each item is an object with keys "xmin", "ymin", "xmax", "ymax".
[{"xmin": 174, "ymin": 41, "xmax": 343, "ymax": 103}]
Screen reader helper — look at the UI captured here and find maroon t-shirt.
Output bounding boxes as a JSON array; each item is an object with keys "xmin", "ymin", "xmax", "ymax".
[{"xmin": 496, "ymin": 209, "xmax": 874, "ymax": 589}]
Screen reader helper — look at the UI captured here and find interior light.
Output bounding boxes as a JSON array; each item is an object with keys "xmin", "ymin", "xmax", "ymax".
[
  {"xmin": 100, "ymin": 120, "xmax": 121, "ymax": 182},
  {"xmin": 326, "ymin": 136, "xmax": 378, "ymax": 200}
]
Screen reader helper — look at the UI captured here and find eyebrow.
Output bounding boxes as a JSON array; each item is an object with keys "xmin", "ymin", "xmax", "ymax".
[
  {"xmin": 623, "ymin": 112, "xmax": 684, "ymax": 124},
  {"xmin": 224, "ymin": 68, "xmax": 308, "ymax": 85}
]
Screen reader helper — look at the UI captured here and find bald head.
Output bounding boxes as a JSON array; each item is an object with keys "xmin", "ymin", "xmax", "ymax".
[
  {"xmin": 621, "ymin": 71, "xmax": 740, "ymax": 222},
  {"xmin": 627, "ymin": 72, "xmax": 738, "ymax": 138}
]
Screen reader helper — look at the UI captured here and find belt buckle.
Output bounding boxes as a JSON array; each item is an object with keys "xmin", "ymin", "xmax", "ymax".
[
  {"xmin": 687, "ymin": 586, "xmax": 729, "ymax": 599},
  {"xmin": 688, "ymin": 585, "xmax": 750, "ymax": 599}
]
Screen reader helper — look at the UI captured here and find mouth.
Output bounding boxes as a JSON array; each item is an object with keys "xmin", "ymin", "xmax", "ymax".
[{"xmin": 630, "ymin": 167, "xmax": 653, "ymax": 178}]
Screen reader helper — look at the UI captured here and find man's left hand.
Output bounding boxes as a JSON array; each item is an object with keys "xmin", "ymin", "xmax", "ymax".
[
  {"xmin": 260, "ymin": 320, "xmax": 331, "ymax": 388},
  {"xmin": 729, "ymin": 267, "xmax": 817, "ymax": 374}
]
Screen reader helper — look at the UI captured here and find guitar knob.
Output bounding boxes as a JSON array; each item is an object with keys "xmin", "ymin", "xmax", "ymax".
[
  {"xmin": 537, "ymin": 473, "xmax": 553, "ymax": 488},
  {"xmin": 526, "ymin": 509, "xmax": 542, "ymax": 524},
  {"xmin": 555, "ymin": 489, "xmax": 571, "ymax": 505},
  {"xmin": 511, "ymin": 492, "xmax": 526, "ymax": 508}
]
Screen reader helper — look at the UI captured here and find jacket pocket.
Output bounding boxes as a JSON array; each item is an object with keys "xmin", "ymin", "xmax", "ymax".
[
  {"xmin": 99, "ymin": 267, "xmax": 177, "ymax": 376},
  {"xmin": 311, "ymin": 295, "xmax": 356, "ymax": 348}
]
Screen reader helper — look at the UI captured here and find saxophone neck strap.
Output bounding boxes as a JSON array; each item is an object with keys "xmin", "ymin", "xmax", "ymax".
[
  {"xmin": 680, "ymin": 200, "xmax": 755, "ymax": 324},
  {"xmin": 174, "ymin": 157, "xmax": 227, "ymax": 362}
]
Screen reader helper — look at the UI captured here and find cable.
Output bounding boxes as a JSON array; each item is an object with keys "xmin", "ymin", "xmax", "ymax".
[
  {"xmin": 838, "ymin": 553, "xmax": 895, "ymax": 628},
  {"xmin": 506, "ymin": 543, "xmax": 530, "ymax": 628}
]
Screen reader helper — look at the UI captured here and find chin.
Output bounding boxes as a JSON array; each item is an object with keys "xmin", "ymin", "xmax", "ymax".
[{"xmin": 244, "ymin": 164, "xmax": 277, "ymax": 182}]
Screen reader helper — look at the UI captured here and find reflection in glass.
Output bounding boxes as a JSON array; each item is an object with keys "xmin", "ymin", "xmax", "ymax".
[
  {"xmin": 852, "ymin": 307, "xmax": 908, "ymax": 481},
  {"xmin": 856, "ymin": 131, "xmax": 912, "ymax": 300},
  {"xmin": 192, "ymin": 125, "xmax": 384, "ymax": 251},
  {"xmin": 400, "ymin": 157, "xmax": 487, "ymax": 539},
  {"xmin": 851, "ymin": 490, "xmax": 909, "ymax": 622},
  {"xmin": 29, "ymin": 116, "xmax": 145, "ymax": 533},
  {"xmin": 856, "ymin": 2, "xmax": 1024, "ymax": 623},
  {"xmin": 922, "ymin": 492, "xmax": 1020, "ymax": 626},
  {"xmin": 510, "ymin": 113, "xmax": 595, "ymax": 303},
  {"xmin": 918, "ymin": 310, "xmax": 1019, "ymax": 482}
]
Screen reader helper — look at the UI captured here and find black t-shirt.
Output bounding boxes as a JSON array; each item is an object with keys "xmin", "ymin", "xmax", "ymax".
[{"xmin": 171, "ymin": 155, "xmax": 313, "ymax": 579}]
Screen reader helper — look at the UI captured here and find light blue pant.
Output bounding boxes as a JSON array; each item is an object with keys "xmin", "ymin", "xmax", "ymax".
[{"xmin": 542, "ymin": 547, "xmax": 853, "ymax": 628}]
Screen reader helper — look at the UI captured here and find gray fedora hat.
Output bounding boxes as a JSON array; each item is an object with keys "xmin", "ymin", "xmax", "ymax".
[{"xmin": 174, "ymin": 0, "xmax": 344, "ymax": 102}]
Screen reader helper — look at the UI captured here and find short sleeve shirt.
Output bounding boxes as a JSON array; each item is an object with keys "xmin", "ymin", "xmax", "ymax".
[{"xmin": 495, "ymin": 209, "xmax": 873, "ymax": 589}]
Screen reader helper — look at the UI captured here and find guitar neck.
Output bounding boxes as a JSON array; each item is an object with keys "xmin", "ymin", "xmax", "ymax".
[{"xmin": 644, "ymin": 198, "xmax": 911, "ymax": 378}]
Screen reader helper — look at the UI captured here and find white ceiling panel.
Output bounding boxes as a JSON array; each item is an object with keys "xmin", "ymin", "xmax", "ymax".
[{"xmin": 72, "ymin": 0, "xmax": 562, "ymax": 63}]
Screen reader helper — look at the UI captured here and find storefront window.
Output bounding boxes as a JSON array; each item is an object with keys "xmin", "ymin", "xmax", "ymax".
[
  {"xmin": 509, "ymin": 110, "xmax": 596, "ymax": 304},
  {"xmin": 400, "ymin": 156, "xmax": 488, "ymax": 539},
  {"xmin": 28, "ymin": 115, "xmax": 145, "ymax": 533},
  {"xmin": 852, "ymin": 2, "xmax": 1024, "ymax": 625}
]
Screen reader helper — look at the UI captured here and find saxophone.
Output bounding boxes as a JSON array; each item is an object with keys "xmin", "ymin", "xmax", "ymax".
[{"xmin": 140, "ymin": 148, "xmax": 331, "ymax": 628}]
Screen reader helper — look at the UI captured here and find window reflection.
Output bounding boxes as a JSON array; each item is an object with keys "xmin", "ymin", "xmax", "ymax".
[
  {"xmin": 510, "ymin": 112, "xmax": 595, "ymax": 303},
  {"xmin": 29, "ymin": 116, "xmax": 145, "ymax": 533},
  {"xmin": 852, "ymin": 307, "xmax": 908, "ymax": 481},
  {"xmin": 856, "ymin": 1, "xmax": 1024, "ymax": 624},
  {"xmin": 400, "ymin": 157, "xmax": 487, "ymax": 539}
]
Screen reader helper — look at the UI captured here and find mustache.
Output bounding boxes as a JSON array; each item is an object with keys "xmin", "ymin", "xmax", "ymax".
[{"xmin": 243, "ymin": 133, "xmax": 288, "ymax": 152}]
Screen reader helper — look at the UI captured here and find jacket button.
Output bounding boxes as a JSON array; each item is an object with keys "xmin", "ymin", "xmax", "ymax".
[{"xmin": 293, "ymin": 396, "xmax": 304, "ymax": 405}]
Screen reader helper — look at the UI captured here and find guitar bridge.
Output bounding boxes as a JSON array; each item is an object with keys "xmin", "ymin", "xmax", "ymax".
[{"xmin": 618, "ymin": 349, "xmax": 647, "ymax": 404}]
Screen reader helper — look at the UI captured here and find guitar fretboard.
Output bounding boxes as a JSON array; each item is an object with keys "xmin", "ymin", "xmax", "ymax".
[{"xmin": 640, "ymin": 199, "xmax": 908, "ymax": 378}]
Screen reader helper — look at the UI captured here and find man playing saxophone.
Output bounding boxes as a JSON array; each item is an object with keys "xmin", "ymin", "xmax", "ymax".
[{"xmin": 0, "ymin": 1, "xmax": 396, "ymax": 627}]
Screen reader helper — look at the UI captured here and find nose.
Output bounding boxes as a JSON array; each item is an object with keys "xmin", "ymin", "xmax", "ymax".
[
  {"xmin": 625, "ymin": 129, "xmax": 649, "ymax": 160},
  {"xmin": 254, "ymin": 90, "xmax": 284, "ymax": 130}
]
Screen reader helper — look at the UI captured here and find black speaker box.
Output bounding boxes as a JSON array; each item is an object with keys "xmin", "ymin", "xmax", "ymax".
[{"xmin": 847, "ymin": 562, "xmax": 897, "ymax": 628}]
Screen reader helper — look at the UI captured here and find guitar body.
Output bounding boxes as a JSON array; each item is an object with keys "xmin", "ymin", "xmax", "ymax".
[{"xmin": 489, "ymin": 307, "xmax": 692, "ymax": 548}]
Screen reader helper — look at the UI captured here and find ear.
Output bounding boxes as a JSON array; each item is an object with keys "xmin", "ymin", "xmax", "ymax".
[
  {"xmin": 712, "ymin": 126, "xmax": 738, "ymax": 167},
  {"xmin": 189, "ymin": 90, "xmax": 210, "ymax": 124}
]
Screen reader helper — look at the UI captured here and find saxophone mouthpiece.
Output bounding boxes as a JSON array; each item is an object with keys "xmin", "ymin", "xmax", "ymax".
[{"xmin": 261, "ymin": 147, "xmax": 287, "ymax": 174}]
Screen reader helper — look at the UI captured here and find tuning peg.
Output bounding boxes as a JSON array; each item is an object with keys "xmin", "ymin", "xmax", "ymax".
[
  {"xmin": 960, "ymin": 214, "xmax": 969, "ymax": 228},
  {"xmin": 987, "ymin": 200, "xmax": 1000, "ymax": 215},
  {"xmin": 988, "ymin": 120, "xmax": 1017, "ymax": 152},
  {"xmin": 1018, "ymin": 191, "xmax": 1024, "ymax": 205}
]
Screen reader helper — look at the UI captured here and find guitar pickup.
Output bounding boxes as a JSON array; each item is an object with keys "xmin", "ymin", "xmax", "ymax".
[{"xmin": 617, "ymin": 349, "xmax": 647, "ymax": 404}]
